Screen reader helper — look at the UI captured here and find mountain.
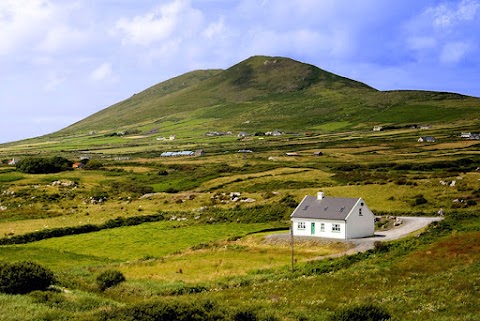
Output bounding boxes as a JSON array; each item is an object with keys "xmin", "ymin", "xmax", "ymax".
[{"xmin": 58, "ymin": 55, "xmax": 479, "ymax": 136}]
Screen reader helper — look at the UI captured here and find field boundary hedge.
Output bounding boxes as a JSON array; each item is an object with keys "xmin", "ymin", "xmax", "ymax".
[{"xmin": 0, "ymin": 213, "xmax": 166, "ymax": 245}]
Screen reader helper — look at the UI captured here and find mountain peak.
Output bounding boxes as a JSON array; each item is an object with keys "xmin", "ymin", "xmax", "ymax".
[{"xmin": 218, "ymin": 55, "xmax": 375, "ymax": 93}]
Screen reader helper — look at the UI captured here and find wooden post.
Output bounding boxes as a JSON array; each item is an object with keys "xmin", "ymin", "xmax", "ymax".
[{"xmin": 290, "ymin": 227, "xmax": 295, "ymax": 272}]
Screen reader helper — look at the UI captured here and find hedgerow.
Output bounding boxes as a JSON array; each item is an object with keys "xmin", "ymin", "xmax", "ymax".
[{"xmin": 0, "ymin": 213, "xmax": 166, "ymax": 245}]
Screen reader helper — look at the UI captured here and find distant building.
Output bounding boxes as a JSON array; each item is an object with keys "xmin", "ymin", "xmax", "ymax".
[
  {"xmin": 418, "ymin": 136, "xmax": 436, "ymax": 143},
  {"xmin": 373, "ymin": 126, "xmax": 383, "ymax": 132},
  {"xmin": 237, "ymin": 149, "xmax": 253, "ymax": 153},
  {"xmin": 161, "ymin": 151, "xmax": 194, "ymax": 157},
  {"xmin": 72, "ymin": 162, "xmax": 86, "ymax": 169},
  {"xmin": 8, "ymin": 158, "xmax": 19, "ymax": 165},
  {"xmin": 266, "ymin": 130, "xmax": 283, "ymax": 136}
]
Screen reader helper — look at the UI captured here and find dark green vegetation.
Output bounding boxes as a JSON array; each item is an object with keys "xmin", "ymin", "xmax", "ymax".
[
  {"xmin": 0, "ymin": 261, "xmax": 55, "ymax": 294},
  {"xmin": 327, "ymin": 304, "xmax": 391, "ymax": 321},
  {"xmin": 96, "ymin": 270, "xmax": 126, "ymax": 291},
  {"xmin": 16, "ymin": 157, "xmax": 73, "ymax": 174},
  {"xmin": 0, "ymin": 55, "xmax": 479, "ymax": 320}
]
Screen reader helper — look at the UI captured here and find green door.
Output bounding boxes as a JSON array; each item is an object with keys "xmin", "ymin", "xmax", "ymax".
[{"xmin": 311, "ymin": 222, "xmax": 315, "ymax": 235}]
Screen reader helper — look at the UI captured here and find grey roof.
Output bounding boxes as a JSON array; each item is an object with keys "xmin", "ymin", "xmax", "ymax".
[{"xmin": 291, "ymin": 196, "xmax": 359, "ymax": 220}]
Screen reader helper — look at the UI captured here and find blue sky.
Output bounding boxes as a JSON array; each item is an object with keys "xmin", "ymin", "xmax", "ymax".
[{"xmin": 1, "ymin": 0, "xmax": 479, "ymax": 143}]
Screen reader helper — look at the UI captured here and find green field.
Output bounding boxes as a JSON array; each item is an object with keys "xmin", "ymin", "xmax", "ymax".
[{"xmin": 0, "ymin": 55, "xmax": 479, "ymax": 320}]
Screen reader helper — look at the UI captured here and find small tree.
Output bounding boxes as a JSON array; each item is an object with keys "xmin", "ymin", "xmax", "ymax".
[
  {"xmin": 96, "ymin": 270, "xmax": 126, "ymax": 291},
  {"xmin": 0, "ymin": 261, "xmax": 55, "ymax": 294}
]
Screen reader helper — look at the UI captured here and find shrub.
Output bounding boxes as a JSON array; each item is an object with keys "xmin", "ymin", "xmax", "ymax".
[
  {"xmin": 414, "ymin": 194, "xmax": 428, "ymax": 206},
  {"xmin": 328, "ymin": 304, "xmax": 391, "ymax": 321},
  {"xmin": 279, "ymin": 194, "xmax": 298, "ymax": 208},
  {"xmin": 96, "ymin": 270, "xmax": 126, "ymax": 291},
  {"xmin": 0, "ymin": 261, "xmax": 55, "ymax": 294},
  {"xmin": 234, "ymin": 309, "xmax": 258, "ymax": 321},
  {"xmin": 109, "ymin": 181, "xmax": 154, "ymax": 196},
  {"xmin": 85, "ymin": 160, "xmax": 104, "ymax": 170},
  {"xmin": 16, "ymin": 156, "xmax": 73, "ymax": 174},
  {"xmin": 96, "ymin": 300, "xmax": 224, "ymax": 321}
]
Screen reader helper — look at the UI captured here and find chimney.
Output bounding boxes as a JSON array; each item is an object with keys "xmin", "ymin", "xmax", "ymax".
[{"xmin": 317, "ymin": 191, "xmax": 324, "ymax": 200}]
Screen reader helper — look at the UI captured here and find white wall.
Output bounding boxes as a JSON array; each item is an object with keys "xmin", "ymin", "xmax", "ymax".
[
  {"xmin": 345, "ymin": 199, "xmax": 375, "ymax": 239},
  {"xmin": 292, "ymin": 218, "xmax": 346, "ymax": 239},
  {"xmin": 291, "ymin": 198, "xmax": 375, "ymax": 240}
]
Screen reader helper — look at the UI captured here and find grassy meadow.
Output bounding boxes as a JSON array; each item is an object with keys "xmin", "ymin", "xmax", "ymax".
[{"xmin": 0, "ymin": 110, "xmax": 479, "ymax": 320}]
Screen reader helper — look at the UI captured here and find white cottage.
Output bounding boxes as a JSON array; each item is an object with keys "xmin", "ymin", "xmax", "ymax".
[{"xmin": 291, "ymin": 192, "xmax": 375, "ymax": 239}]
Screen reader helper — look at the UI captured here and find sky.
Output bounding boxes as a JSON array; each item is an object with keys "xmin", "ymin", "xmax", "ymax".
[{"xmin": 1, "ymin": 0, "xmax": 479, "ymax": 143}]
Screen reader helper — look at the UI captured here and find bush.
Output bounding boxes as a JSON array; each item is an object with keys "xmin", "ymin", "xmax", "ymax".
[
  {"xmin": 279, "ymin": 194, "xmax": 298, "ymax": 208},
  {"xmin": 234, "ymin": 309, "xmax": 258, "ymax": 321},
  {"xmin": 96, "ymin": 300, "xmax": 224, "ymax": 321},
  {"xmin": 85, "ymin": 160, "xmax": 104, "ymax": 170},
  {"xmin": 414, "ymin": 194, "xmax": 428, "ymax": 206},
  {"xmin": 328, "ymin": 304, "xmax": 391, "ymax": 321},
  {"xmin": 0, "ymin": 261, "xmax": 55, "ymax": 294},
  {"xmin": 16, "ymin": 156, "xmax": 73, "ymax": 174},
  {"xmin": 97, "ymin": 270, "xmax": 126, "ymax": 291}
]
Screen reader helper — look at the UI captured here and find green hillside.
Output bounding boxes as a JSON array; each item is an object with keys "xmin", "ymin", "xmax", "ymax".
[{"xmin": 56, "ymin": 55, "xmax": 480, "ymax": 137}]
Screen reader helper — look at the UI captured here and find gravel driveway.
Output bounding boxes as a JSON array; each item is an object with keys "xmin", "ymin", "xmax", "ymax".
[
  {"xmin": 266, "ymin": 216, "xmax": 443, "ymax": 258},
  {"xmin": 343, "ymin": 216, "xmax": 444, "ymax": 255}
]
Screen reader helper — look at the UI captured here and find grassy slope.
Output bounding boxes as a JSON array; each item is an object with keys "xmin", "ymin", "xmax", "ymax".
[{"xmin": 40, "ymin": 55, "xmax": 480, "ymax": 141}]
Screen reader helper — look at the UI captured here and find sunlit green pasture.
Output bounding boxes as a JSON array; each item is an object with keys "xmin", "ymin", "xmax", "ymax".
[{"xmin": 23, "ymin": 222, "xmax": 276, "ymax": 261}]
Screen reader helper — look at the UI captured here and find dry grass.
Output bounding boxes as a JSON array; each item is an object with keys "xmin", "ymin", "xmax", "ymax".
[{"xmin": 119, "ymin": 231, "xmax": 352, "ymax": 283}]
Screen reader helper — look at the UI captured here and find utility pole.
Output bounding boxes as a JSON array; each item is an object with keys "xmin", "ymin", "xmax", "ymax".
[{"xmin": 290, "ymin": 227, "xmax": 295, "ymax": 272}]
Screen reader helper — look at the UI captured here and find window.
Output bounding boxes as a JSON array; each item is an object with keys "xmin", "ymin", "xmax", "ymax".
[
  {"xmin": 320, "ymin": 223, "xmax": 325, "ymax": 232},
  {"xmin": 359, "ymin": 208, "xmax": 363, "ymax": 216},
  {"xmin": 297, "ymin": 222, "xmax": 306, "ymax": 229},
  {"xmin": 332, "ymin": 224, "xmax": 341, "ymax": 232}
]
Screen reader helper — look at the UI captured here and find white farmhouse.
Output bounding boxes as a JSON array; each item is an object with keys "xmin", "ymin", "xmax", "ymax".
[{"xmin": 291, "ymin": 192, "xmax": 375, "ymax": 239}]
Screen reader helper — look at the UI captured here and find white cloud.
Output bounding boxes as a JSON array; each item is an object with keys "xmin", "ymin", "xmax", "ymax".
[
  {"xmin": 0, "ymin": 0, "xmax": 54, "ymax": 55},
  {"xmin": 429, "ymin": 0, "xmax": 480, "ymax": 29},
  {"xmin": 404, "ymin": 0, "xmax": 480, "ymax": 64},
  {"xmin": 37, "ymin": 25, "xmax": 88, "ymax": 53},
  {"xmin": 114, "ymin": 0, "xmax": 203, "ymax": 46},
  {"xmin": 0, "ymin": 0, "xmax": 91, "ymax": 57},
  {"xmin": 440, "ymin": 41, "xmax": 473, "ymax": 63},
  {"xmin": 202, "ymin": 17, "xmax": 225, "ymax": 39},
  {"xmin": 90, "ymin": 63, "xmax": 113, "ymax": 81}
]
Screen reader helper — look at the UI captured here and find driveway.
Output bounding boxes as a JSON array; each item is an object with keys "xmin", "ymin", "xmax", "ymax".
[
  {"xmin": 341, "ymin": 216, "xmax": 444, "ymax": 255},
  {"xmin": 266, "ymin": 216, "xmax": 443, "ymax": 258}
]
